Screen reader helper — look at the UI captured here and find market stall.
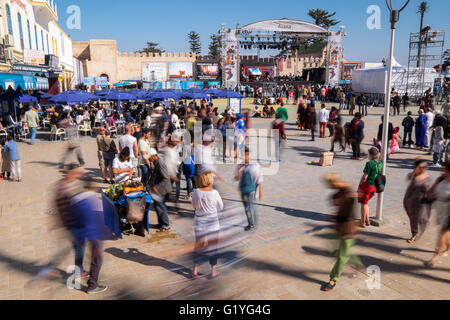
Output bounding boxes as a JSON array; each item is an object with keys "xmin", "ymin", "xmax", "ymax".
[{"xmin": 102, "ymin": 181, "xmax": 152, "ymax": 239}]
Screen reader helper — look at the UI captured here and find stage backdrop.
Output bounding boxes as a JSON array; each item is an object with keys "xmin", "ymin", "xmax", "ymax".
[
  {"xmin": 222, "ymin": 29, "xmax": 239, "ymax": 89},
  {"xmin": 142, "ymin": 62, "xmax": 167, "ymax": 82},
  {"xmin": 169, "ymin": 63, "xmax": 193, "ymax": 81},
  {"xmin": 328, "ymin": 31, "xmax": 344, "ymax": 86},
  {"xmin": 196, "ymin": 63, "xmax": 220, "ymax": 80},
  {"xmin": 342, "ymin": 62, "xmax": 363, "ymax": 81}
]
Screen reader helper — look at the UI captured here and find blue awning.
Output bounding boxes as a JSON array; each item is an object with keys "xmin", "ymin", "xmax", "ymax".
[
  {"xmin": 0, "ymin": 73, "xmax": 37, "ymax": 90},
  {"xmin": 35, "ymin": 77, "xmax": 49, "ymax": 90}
]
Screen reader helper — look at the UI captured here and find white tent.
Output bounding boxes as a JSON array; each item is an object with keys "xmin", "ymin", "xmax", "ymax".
[{"xmin": 352, "ymin": 65, "xmax": 438, "ymax": 96}]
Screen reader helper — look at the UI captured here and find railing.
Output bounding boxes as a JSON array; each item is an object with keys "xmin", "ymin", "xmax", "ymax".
[
  {"xmin": 32, "ymin": 0, "xmax": 58, "ymax": 16},
  {"xmin": 0, "ymin": 43, "xmax": 6, "ymax": 64}
]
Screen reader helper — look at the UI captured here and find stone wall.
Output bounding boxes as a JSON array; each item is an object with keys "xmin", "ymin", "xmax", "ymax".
[{"xmin": 73, "ymin": 39, "xmax": 196, "ymax": 83}]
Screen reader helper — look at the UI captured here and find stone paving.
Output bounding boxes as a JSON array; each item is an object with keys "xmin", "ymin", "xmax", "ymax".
[{"xmin": 0, "ymin": 101, "xmax": 448, "ymax": 300}]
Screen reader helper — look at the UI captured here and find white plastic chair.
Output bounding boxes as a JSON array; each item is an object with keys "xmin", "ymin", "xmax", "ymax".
[
  {"xmin": 109, "ymin": 126, "xmax": 118, "ymax": 137},
  {"xmin": 78, "ymin": 122, "xmax": 92, "ymax": 136},
  {"xmin": 0, "ymin": 129, "xmax": 7, "ymax": 140}
]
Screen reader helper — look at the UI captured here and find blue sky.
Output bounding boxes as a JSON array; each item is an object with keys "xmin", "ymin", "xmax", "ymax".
[{"xmin": 59, "ymin": 0, "xmax": 449, "ymax": 65}]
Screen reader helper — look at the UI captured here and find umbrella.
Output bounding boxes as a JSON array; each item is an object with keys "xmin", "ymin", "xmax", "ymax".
[
  {"xmin": 95, "ymin": 89, "xmax": 116, "ymax": 96},
  {"xmin": 0, "ymin": 91, "xmax": 38, "ymax": 103},
  {"xmin": 216, "ymin": 90, "xmax": 244, "ymax": 99},
  {"xmin": 146, "ymin": 91, "xmax": 180, "ymax": 102},
  {"xmin": 104, "ymin": 91, "xmax": 136, "ymax": 101},
  {"xmin": 35, "ymin": 91, "xmax": 54, "ymax": 99},
  {"xmin": 50, "ymin": 91, "xmax": 93, "ymax": 105},
  {"xmin": 204, "ymin": 89, "xmax": 223, "ymax": 97},
  {"xmin": 178, "ymin": 92, "xmax": 209, "ymax": 100}
]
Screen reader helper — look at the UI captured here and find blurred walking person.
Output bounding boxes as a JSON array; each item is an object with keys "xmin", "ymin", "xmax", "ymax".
[
  {"xmin": 59, "ymin": 113, "xmax": 85, "ymax": 169},
  {"xmin": 191, "ymin": 172, "xmax": 223, "ymax": 279},
  {"xmin": 426, "ymin": 161, "xmax": 450, "ymax": 267},
  {"xmin": 322, "ymin": 174, "xmax": 362, "ymax": 292},
  {"xmin": 403, "ymin": 159, "xmax": 433, "ymax": 244},
  {"xmin": 236, "ymin": 148, "xmax": 263, "ymax": 231},
  {"xmin": 272, "ymin": 113, "xmax": 287, "ymax": 162}
]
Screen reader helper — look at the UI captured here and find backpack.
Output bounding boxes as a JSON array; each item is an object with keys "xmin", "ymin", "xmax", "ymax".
[{"xmin": 374, "ymin": 161, "xmax": 386, "ymax": 193}]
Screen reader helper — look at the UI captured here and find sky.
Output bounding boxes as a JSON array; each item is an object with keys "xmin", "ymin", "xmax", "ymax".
[{"xmin": 58, "ymin": 0, "xmax": 449, "ymax": 66}]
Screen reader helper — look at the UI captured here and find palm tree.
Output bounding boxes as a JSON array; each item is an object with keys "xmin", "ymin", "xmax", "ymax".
[{"xmin": 416, "ymin": 1, "xmax": 430, "ymax": 67}]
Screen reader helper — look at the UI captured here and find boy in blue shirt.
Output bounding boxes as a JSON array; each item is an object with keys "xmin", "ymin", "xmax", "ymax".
[{"xmin": 3, "ymin": 136, "xmax": 21, "ymax": 182}]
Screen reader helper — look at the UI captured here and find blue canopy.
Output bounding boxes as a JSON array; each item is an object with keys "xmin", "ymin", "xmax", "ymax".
[
  {"xmin": 50, "ymin": 91, "xmax": 97, "ymax": 105},
  {"xmin": 146, "ymin": 91, "xmax": 180, "ymax": 102},
  {"xmin": 103, "ymin": 91, "xmax": 137, "ymax": 102},
  {"xmin": 216, "ymin": 90, "xmax": 244, "ymax": 99},
  {"xmin": 0, "ymin": 91, "xmax": 38, "ymax": 104},
  {"xmin": 95, "ymin": 89, "xmax": 116, "ymax": 96},
  {"xmin": 178, "ymin": 92, "xmax": 210, "ymax": 100},
  {"xmin": 35, "ymin": 91, "xmax": 54, "ymax": 99}
]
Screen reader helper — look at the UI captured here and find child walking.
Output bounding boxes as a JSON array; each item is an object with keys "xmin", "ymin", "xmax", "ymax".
[
  {"xmin": 0, "ymin": 139, "xmax": 10, "ymax": 180},
  {"xmin": 2, "ymin": 136, "xmax": 21, "ymax": 182}
]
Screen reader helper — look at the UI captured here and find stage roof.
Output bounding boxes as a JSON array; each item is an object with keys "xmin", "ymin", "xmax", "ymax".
[{"xmin": 241, "ymin": 18, "xmax": 329, "ymax": 34}]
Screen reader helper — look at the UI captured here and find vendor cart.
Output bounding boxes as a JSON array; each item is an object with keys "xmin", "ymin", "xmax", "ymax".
[{"xmin": 102, "ymin": 190, "xmax": 152, "ymax": 239}]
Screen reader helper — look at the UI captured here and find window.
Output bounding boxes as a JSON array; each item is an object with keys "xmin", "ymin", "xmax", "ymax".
[
  {"xmin": 27, "ymin": 20, "xmax": 32, "ymax": 49},
  {"xmin": 46, "ymin": 34, "xmax": 50, "ymax": 54},
  {"xmin": 6, "ymin": 5, "xmax": 13, "ymax": 35},
  {"xmin": 35, "ymin": 26, "xmax": 39, "ymax": 50},
  {"xmin": 60, "ymin": 33, "xmax": 65, "ymax": 56},
  {"xmin": 18, "ymin": 13, "xmax": 24, "ymax": 50},
  {"xmin": 41, "ymin": 30, "xmax": 45, "ymax": 53}
]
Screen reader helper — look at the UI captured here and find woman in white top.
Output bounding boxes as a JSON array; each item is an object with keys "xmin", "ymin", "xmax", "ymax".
[
  {"xmin": 191, "ymin": 171, "xmax": 223, "ymax": 279},
  {"xmin": 112, "ymin": 147, "xmax": 133, "ymax": 184},
  {"xmin": 426, "ymin": 161, "xmax": 450, "ymax": 267}
]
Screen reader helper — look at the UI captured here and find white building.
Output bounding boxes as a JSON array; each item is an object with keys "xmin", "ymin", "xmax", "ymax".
[{"xmin": 0, "ymin": 0, "xmax": 74, "ymax": 92}]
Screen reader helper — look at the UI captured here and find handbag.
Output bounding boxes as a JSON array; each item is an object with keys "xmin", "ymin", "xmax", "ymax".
[
  {"xmin": 126, "ymin": 196, "xmax": 146, "ymax": 223},
  {"xmin": 374, "ymin": 161, "xmax": 386, "ymax": 194}
]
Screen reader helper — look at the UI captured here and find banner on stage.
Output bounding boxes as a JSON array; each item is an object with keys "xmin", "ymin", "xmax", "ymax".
[
  {"xmin": 328, "ymin": 31, "xmax": 344, "ymax": 86},
  {"xmin": 208, "ymin": 81, "xmax": 221, "ymax": 88},
  {"xmin": 342, "ymin": 62, "xmax": 362, "ymax": 81},
  {"xmin": 196, "ymin": 63, "xmax": 220, "ymax": 80},
  {"xmin": 142, "ymin": 63, "xmax": 167, "ymax": 82},
  {"xmin": 222, "ymin": 29, "xmax": 239, "ymax": 89},
  {"xmin": 168, "ymin": 63, "xmax": 193, "ymax": 81}
]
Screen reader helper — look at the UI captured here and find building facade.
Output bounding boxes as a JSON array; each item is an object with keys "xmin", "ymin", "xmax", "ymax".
[
  {"xmin": 73, "ymin": 39, "xmax": 196, "ymax": 85},
  {"xmin": 0, "ymin": 0, "xmax": 73, "ymax": 93}
]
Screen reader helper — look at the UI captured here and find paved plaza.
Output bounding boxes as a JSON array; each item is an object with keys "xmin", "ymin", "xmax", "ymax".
[{"xmin": 0, "ymin": 101, "xmax": 449, "ymax": 300}]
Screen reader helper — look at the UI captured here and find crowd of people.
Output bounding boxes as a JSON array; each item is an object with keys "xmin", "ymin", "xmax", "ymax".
[{"xmin": 1, "ymin": 83, "xmax": 448, "ymax": 295}]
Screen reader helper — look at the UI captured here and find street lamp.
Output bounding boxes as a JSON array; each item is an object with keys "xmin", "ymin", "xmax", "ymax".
[{"xmin": 374, "ymin": 0, "xmax": 410, "ymax": 226}]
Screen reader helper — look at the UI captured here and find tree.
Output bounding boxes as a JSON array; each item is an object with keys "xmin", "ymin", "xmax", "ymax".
[
  {"xmin": 416, "ymin": 1, "xmax": 430, "ymax": 67},
  {"xmin": 208, "ymin": 34, "xmax": 221, "ymax": 59},
  {"xmin": 308, "ymin": 9, "xmax": 340, "ymax": 29},
  {"xmin": 188, "ymin": 31, "xmax": 201, "ymax": 55},
  {"xmin": 137, "ymin": 42, "xmax": 164, "ymax": 54}
]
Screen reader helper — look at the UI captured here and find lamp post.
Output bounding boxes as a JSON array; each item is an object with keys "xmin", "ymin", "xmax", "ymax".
[{"xmin": 374, "ymin": 0, "xmax": 410, "ymax": 226}]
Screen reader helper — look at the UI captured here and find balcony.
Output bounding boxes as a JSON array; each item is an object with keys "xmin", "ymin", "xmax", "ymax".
[{"xmin": 30, "ymin": 0, "xmax": 58, "ymax": 21}]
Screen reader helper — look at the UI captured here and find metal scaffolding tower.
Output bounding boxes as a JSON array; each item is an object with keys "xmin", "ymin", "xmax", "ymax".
[{"xmin": 407, "ymin": 30, "xmax": 445, "ymax": 99}]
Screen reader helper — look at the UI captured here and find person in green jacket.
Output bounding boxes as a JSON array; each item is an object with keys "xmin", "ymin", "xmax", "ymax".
[
  {"xmin": 24, "ymin": 106, "xmax": 40, "ymax": 145},
  {"xmin": 275, "ymin": 103, "xmax": 289, "ymax": 123}
]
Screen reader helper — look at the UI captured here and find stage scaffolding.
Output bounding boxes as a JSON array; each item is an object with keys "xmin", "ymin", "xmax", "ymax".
[{"xmin": 407, "ymin": 30, "xmax": 445, "ymax": 99}]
